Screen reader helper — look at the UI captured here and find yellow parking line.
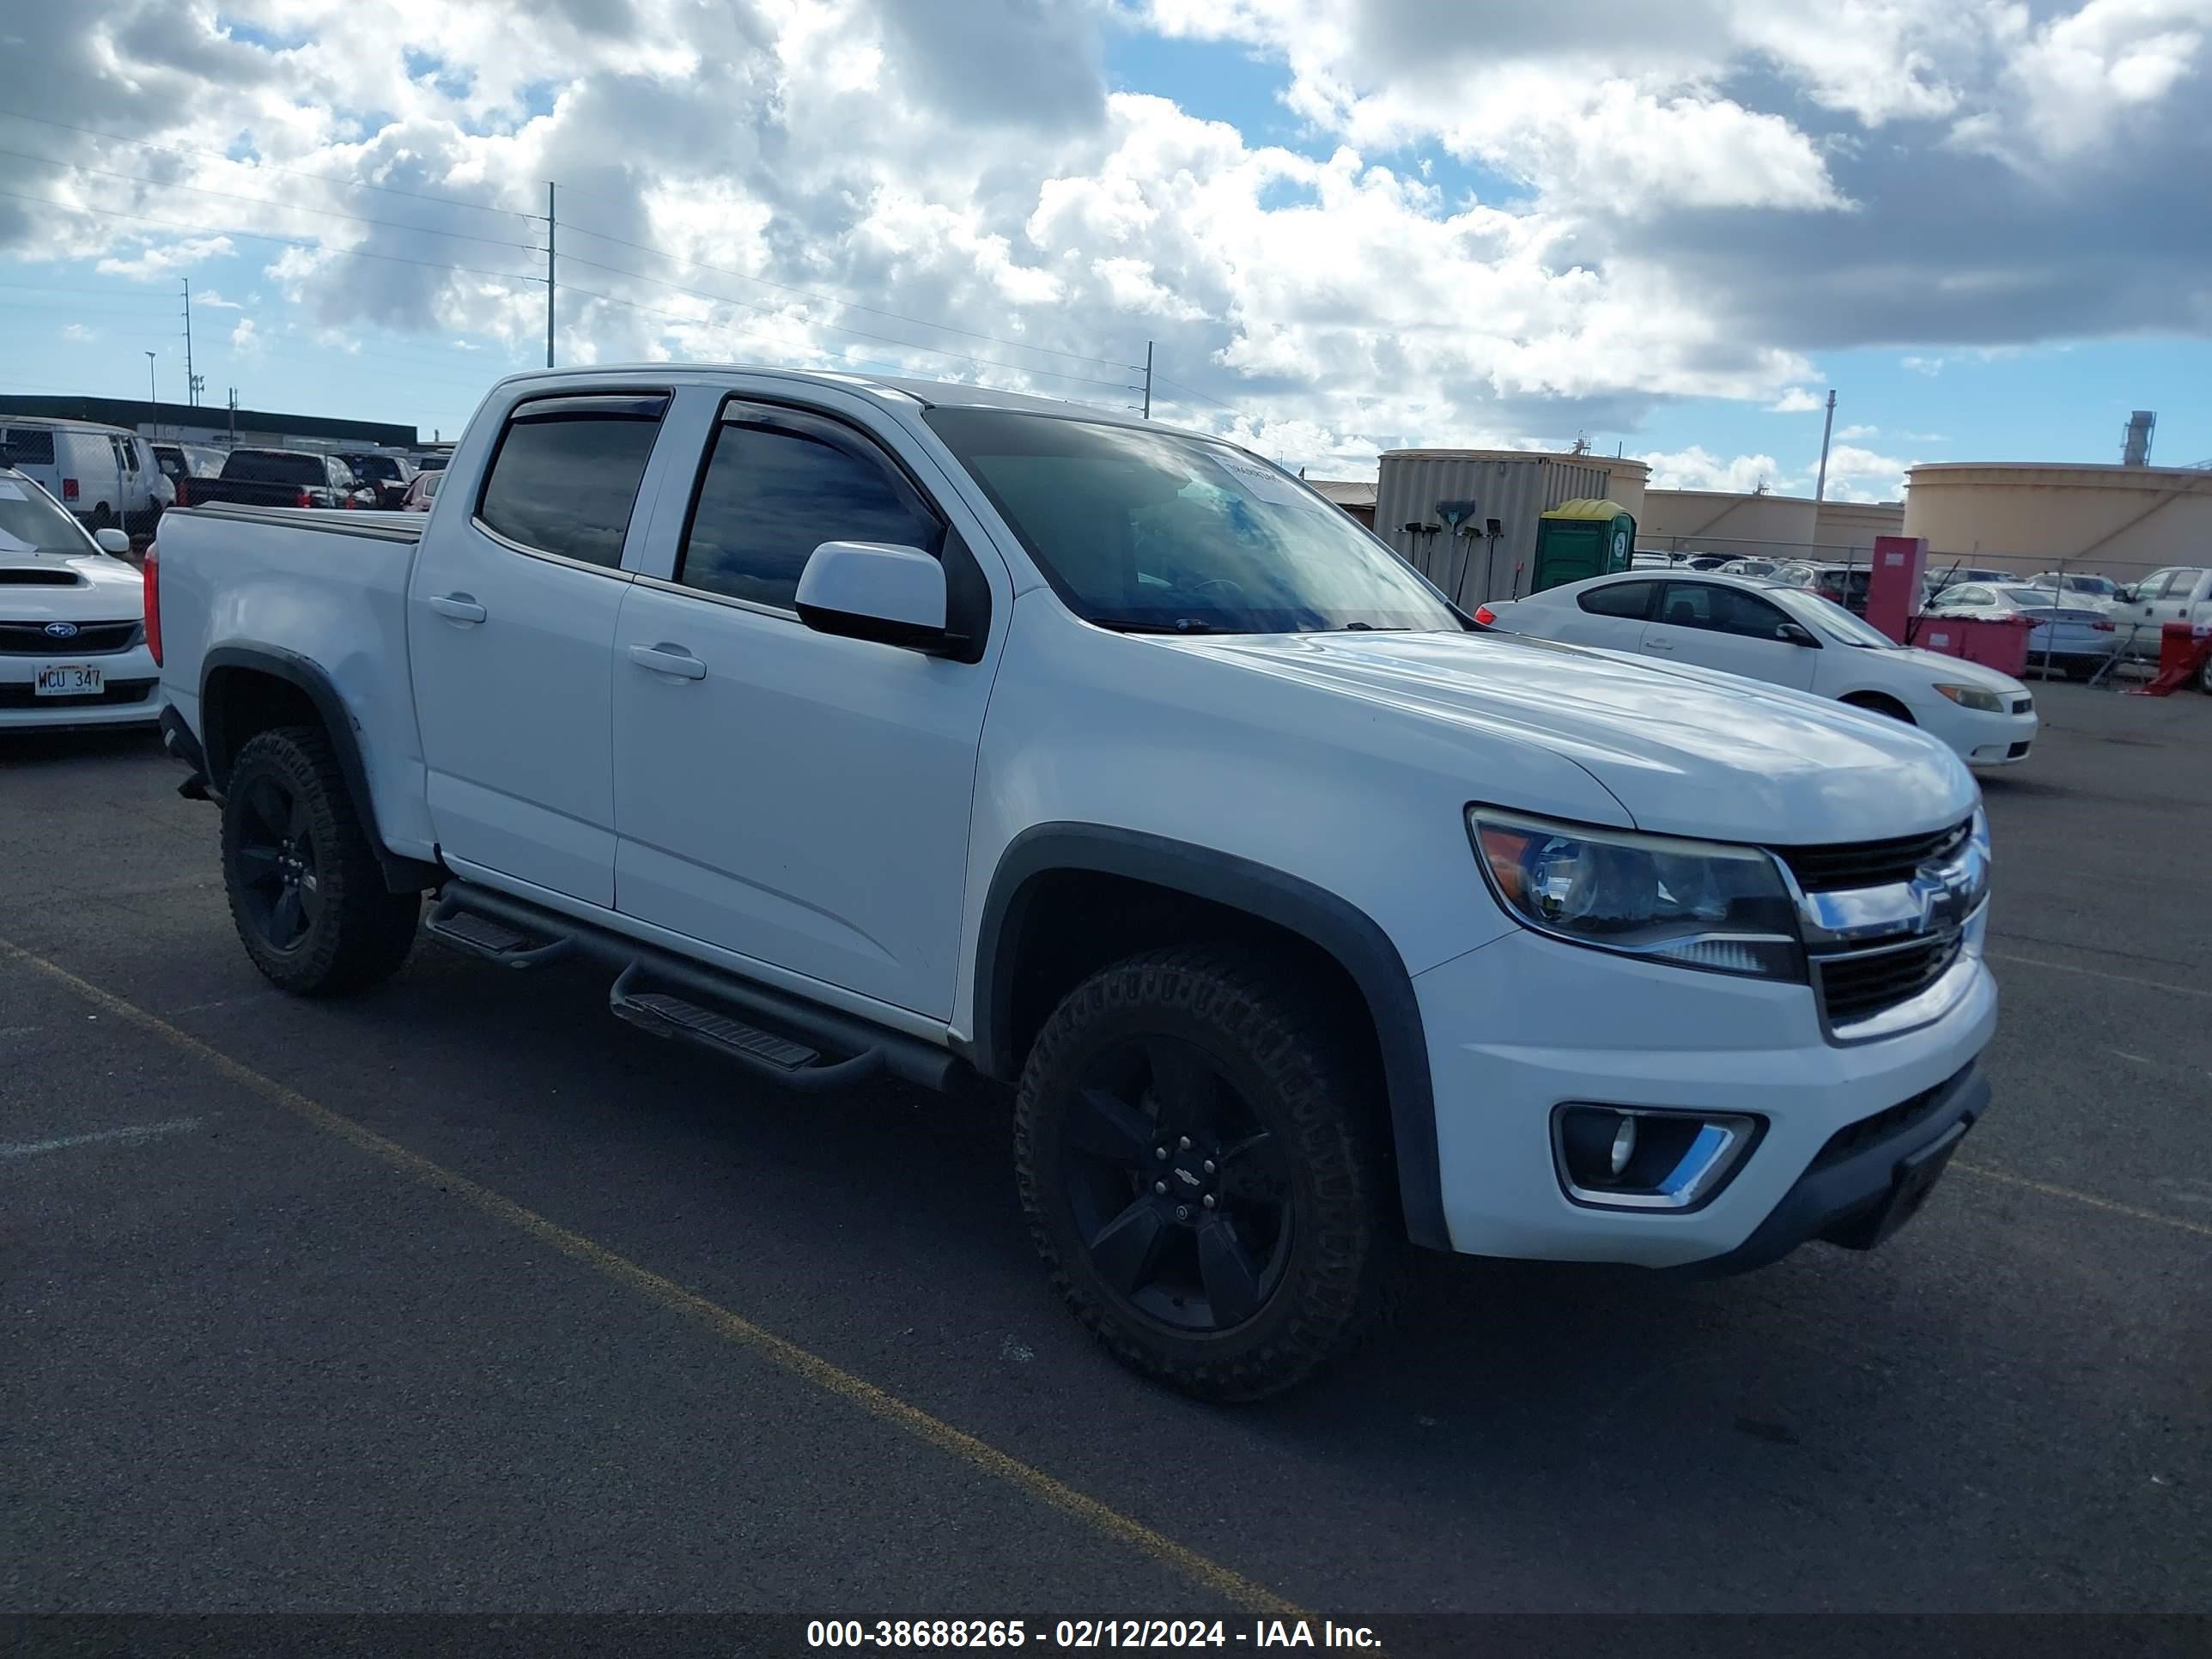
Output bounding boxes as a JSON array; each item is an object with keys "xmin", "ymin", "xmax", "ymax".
[
  {"xmin": 0, "ymin": 938, "xmax": 1311, "ymax": 1621},
  {"xmin": 1988, "ymin": 950, "xmax": 2210, "ymax": 1000},
  {"xmin": 1954, "ymin": 1161, "xmax": 2212, "ymax": 1239}
]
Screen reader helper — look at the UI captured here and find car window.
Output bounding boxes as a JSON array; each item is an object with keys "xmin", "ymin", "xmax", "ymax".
[
  {"xmin": 477, "ymin": 392, "xmax": 669, "ymax": 569},
  {"xmin": 2, "ymin": 428, "xmax": 57, "ymax": 466},
  {"xmin": 678, "ymin": 407, "xmax": 943, "ymax": 611},
  {"xmin": 1575, "ymin": 580, "xmax": 1656, "ymax": 619},
  {"xmin": 1657, "ymin": 582, "xmax": 1794, "ymax": 639},
  {"xmin": 424, "ymin": 471, "xmax": 442, "ymax": 499},
  {"xmin": 2166, "ymin": 568, "xmax": 2207, "ymax": 599},
  {"xmin": 1954, "ymin": 586, "xmax": 1991, "ymax": 605}
]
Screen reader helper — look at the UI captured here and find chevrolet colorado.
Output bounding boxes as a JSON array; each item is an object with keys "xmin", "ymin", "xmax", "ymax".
[{"xmin": 147, "ymin": 367, "xmax": 1997, "ymax": 1400}]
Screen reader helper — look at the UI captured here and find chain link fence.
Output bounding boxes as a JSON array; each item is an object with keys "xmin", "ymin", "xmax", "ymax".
[{"xmin": 1636, "ymin": 535, "xmax": 2182, "ymax": 686}]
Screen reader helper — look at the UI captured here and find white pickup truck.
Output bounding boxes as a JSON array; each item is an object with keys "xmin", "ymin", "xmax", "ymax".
[{"xmin": 148, "ymin": 367, "xmax": 1996, "ymax": 1400}]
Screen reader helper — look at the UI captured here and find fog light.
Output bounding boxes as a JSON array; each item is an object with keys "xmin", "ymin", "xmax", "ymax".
[
  {"xmin": 1553, "ymin": 1104, "xmax": 1762, "ymax": 1212},
  {"xmin": 1609, "ymin": 1115, "xmax": 1637, "ymax": 1175}
]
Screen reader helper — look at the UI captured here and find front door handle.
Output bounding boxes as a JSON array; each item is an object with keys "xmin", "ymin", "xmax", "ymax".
[
  {"xmin": 1643, "ymin": 637, "xmax": 1675, "ymax": 652},
  {"xmin": 428, "ymin": 593, "xmax": 487, "ymax": 623},
  {"xmin": 628, "ymin": 642, "xmax": 708, "ymax": 681}
]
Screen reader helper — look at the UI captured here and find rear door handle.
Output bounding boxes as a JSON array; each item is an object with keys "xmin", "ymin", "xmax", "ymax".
[
  {"xmin": 628, "ymin": 642, "xmax": 708, "ymax": 680},
  {"xmin": 1643, "ymin": 638, "xmax": 1674, "ymax": 652},
  {"xmin": 428, "ymin": 593, "xmax": 487, "ymax": 623}
]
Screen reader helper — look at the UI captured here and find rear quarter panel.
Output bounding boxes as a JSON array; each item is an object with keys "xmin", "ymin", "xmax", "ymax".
[{"xmin": 157, "ymin": 511, "xmax": 435, "ymax": 860}]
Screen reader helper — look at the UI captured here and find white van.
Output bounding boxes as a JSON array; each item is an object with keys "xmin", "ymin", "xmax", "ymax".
[{"xmin": 0, "ymin": 417, "xmax": 167, "ymax": 535}]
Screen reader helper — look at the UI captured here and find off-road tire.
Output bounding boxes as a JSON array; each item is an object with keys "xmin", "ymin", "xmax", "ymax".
[
  {"xmin": 1014, "ymin": 946, "xmax": 1400, "ymax": 1401},
  {"xmin": 221, "ymin": 726, "xmax": 420, "ymax": 995}
]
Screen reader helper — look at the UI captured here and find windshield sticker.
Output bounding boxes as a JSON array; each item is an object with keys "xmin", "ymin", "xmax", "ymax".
[
  {"xmin": 1212, "ymin": 453, "xmax": 1321, "ymax": 511},
  {"xmin": 0, "ymin": 481, "xmax": 27, "ymax": 501}
]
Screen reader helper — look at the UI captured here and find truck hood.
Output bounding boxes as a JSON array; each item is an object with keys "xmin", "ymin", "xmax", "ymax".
[
  {"xmin": 0, "ymin": 549, "xmax": 143, "ymax": 622},
  {"xmin": 1160, "ymin": 629, "xmax": 1978, "ymax": 844}
]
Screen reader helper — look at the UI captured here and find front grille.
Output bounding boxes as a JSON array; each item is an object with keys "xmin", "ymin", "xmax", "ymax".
[
  {"xmin": 1809, "ymin": 1066, "xmax": 1969, "ymax": 1171},
  {"xmin": 1816, "ymin": 931, "xmax": 1965, "ymax": 1027},
  {"xmin": 0, "ymin": 677, "xmax": 156, "ymax": 708},
  {"xmin": 1775, "ymin": 817, "xmax": 1972, "ymax": 892},
  {"xmin": 0, "ymin": 620, "xmax": 143, "ymax": 655}
]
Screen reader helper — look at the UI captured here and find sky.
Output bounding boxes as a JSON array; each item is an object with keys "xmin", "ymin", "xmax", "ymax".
[{"xmin": 2, "ymin": 0, "xmax": 2209, "ymax": 501}]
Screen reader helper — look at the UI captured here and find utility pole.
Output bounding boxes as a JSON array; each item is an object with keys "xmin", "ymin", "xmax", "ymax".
[
  {"xmin": 1143, "ymin": 342, "xmax": 1153, "ymax": 419},
  {"xmin": 143, "ymin": 350, "xmax": 157, "ymax": 441},
  {"xmin": 227, "ymin": 386, "xmax": 238, "ymax": 446},
  {"xmin": 1814, "ymin": 388, "xmax": 1838, "ymax": 502},
  {"xmin": 181, "ymin": 278, "xmax": 202, "ymax": 407},
  {"xmin": 545, "ymin": 181, "xmax": 556, "ymax": 369}
]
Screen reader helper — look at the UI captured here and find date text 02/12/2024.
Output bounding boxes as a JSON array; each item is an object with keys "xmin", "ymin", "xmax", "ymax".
[{"xmin": 805, "ymin": 1620, "xmax": 1381, "ymax": 1649}]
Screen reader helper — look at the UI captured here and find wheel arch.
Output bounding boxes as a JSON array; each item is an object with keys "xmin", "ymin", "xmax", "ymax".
[
  {"xmin": 1838, "ymin": 689, "xmax": 1916, "ymax": 723},
  {"xmin": 200, "ymin": 645, "xmax": 438, "ymax": 894},
  {"xmin": 972, "ymin": 823, "xmax": 1448, "ymax": 1250}
]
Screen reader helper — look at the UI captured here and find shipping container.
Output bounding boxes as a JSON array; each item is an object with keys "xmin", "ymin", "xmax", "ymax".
[{"xmin": 1375, "ymin": 450, "xmax": 1614, "ymax": 609}]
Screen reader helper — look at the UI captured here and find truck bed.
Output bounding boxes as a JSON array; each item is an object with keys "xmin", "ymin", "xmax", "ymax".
[{"xmin": 161, "ymin": 501, "xmax": 424, "ymax": 543}]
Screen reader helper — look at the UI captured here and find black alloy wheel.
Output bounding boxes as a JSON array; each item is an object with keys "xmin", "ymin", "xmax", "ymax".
[
  {"xmin": 1060, "ymin": 1033, "xmax": 1294, "ymax": 1333},
  {"xmin": 228, "ymin": 772, "xmax": 322, "ymax": 952}
]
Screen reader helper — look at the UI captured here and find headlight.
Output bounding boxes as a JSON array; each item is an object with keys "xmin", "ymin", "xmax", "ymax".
[
  {"xmin": 1935, "ymin": 683, "xmax": 2008, "ymax": 713},
  {"xmin": 1467, "ymin": 808, "xmax": 1803, "ymax": 981}
]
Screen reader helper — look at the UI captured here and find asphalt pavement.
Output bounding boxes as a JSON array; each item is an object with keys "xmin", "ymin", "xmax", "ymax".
[{"xmin": 2, "ymin": 681, "xmax": 2207, "ymax": 1628}]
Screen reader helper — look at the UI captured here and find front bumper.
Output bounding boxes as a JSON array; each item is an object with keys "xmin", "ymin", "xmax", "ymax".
[
  {"xmin": 0, "ymin": 644, "xmax": 161, "ymax": 729},
  {"xmin": 1413, "ymin": 925, "xmax": 1996, "ymax": 1270}
]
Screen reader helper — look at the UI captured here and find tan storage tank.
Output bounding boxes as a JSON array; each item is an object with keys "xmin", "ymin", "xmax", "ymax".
[
  {"xmin": 1376, "ymin": 449, "xmax": 1614, "ymax": 607},
  {"xmin": 1904, "ymin": 463, "xmax": 2212, "ymax": 573},
  {"xmin": 1638, "ymin": 489, "xmax": 1820, "ymax": 555},
  {"xmin": 1814, "ymin": 500, "xmax": 1905, "ymax": 551}
]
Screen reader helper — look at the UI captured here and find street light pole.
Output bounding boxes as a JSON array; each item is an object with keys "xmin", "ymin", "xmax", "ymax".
[{"xmin": 144, "ymin": 351, "xmax": 157, "ymax": 441}]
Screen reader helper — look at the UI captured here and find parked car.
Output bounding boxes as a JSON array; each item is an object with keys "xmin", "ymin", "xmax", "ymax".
[
  {"xmin": 2026, "ymin": 571, "xmax": 2124, "ymax": 609},
  {"xmin": 0, "ymin": 417, "xmax": 165, "ymax": 534},
  {"xmin": 1717, "ymin": 558, "xmax": 1779, "ymax": 577},
  {"xmin": 0, "ymin": 466, "xmax": 160, "ymax": 730},
  {"xmin": 2102, "ymin": 566, "xmax": 2212, "ymax": 682},
  {"xmin": 150, "ymin": 366, "xmax": 1997, "ymax": 1401},
  {"xmin": 398, "ymin": 470, "xmax": 444, "ymax": 512},
  {"xmin": 1628, "ymin": 549, "xmax": 1687, "ymax": 569},
  {"xmin": 340, "ymin": 450, "xmax": 419, "ymax": 508},
  {"xmin": 1480, "ymin": 572, "xmax": 2039, "ymax": 767},
  {"xmin": 411, "ymin": 451, "xmax": 451, "ymax": 472},
  {"xmin": 1922, "ymin": 584, "xmax": 2119, "ymax": 678},
  {"xmin": 151, "ymin": 441, "xmax": 228, "ymax": 492},
  {"xmin": 173, "ymin": 447, "xmax": 378, "ymax": 510},
  {"xmin": 1771, "ymin": 560, "xmax": 1874, "ymax": 615}
]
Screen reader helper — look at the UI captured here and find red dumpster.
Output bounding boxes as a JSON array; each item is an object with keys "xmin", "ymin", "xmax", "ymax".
[
  {"xmin": 1912, "ymin": 614, "xmax": 2032, "ymax": 678},
  {"xmin": 2124, "ymin": 620, "xmax": 2212, "ymax": 697}
]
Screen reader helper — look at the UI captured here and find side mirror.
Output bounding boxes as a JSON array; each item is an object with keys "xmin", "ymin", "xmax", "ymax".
[
  {"xmin": 795, "ymin": 541, "xmax": 954, "ymax": 653},
  {"xmin": 94, "ymin": 527, "xmax": 131, "ymax": 555},
  {"xmin": 1776, "ymin": 622, "xmax": 1819, "ymax": 647}
]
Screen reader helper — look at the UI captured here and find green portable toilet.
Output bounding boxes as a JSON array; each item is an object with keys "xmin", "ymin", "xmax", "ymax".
[{"xmin": 1529, "ymin": 500, "xmax": 1637, "ymax": 594}]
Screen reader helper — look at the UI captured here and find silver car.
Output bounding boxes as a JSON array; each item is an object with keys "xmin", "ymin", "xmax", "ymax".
[{"xmin": 1924, "ymin": 583, "xmax": 2118, "ymax": 678}]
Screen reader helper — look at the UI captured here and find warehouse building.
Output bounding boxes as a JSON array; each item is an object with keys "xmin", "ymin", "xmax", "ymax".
[{"xmin": 0, "ymin": 393, "xmax": 417, "ymax": 453}]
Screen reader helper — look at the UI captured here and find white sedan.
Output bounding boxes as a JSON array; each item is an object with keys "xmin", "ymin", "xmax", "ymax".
[
  {"xmin": 0, "ymin": 467, "xmax": 161, "ymax": 731},
  {"xmin": 1481, "ymin": 570, "xmax": 2039, "ymax": 768}
]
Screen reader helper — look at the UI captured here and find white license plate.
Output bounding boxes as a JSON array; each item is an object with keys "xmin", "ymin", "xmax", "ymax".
[{"xmin": 35, "ymin": 664, "xmax": 102, "ymax": 697}]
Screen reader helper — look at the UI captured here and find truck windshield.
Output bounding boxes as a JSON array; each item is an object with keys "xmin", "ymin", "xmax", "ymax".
[
  {"xmin": 0, "ymin": 476, "xmax": 97, "ymax": 556},
  {"xmin": 923, "ymin": 408, "xmax": 1458, "ymax": 635}
]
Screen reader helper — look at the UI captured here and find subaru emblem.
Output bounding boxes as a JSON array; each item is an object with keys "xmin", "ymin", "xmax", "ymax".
[{"xmin": 43, "ymin": 621, "xmax": 78, "ymax": 639}]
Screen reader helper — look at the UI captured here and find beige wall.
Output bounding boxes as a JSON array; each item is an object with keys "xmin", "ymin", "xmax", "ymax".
[
  {"xmin": 1639, "ymin": 489, "xmax": 1819, "ymax": 548},
  {"xmin": 1904, "ymin": 464, "xmax": 2212, "ymax": 569},
  {"xmin": 1814, "ymin": 500, "xmax": 1905, "ymax": 549},
  {"xmin": 1589, "ymin": 459, "xmax": 1649, "ymax": 522}
]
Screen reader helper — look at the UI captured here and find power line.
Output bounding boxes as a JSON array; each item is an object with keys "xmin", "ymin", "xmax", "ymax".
[
  {"xmin": 0, "ymin": 106, "xmax": 540, "ymax": 223},
  {"xmin": 550, "ymin": 246, "xmax": 1143, "ymax": 391},
  {"xmin": 1153, "ymin": 374, "xmax": 1243, "ymax": 415},
  {"xmin": 0, "ymin": 147, "xmax": 543, "ymax": 254},
  {"xmin": 0, "ymin": 186, "xmax": 548, "ymax": 288},
  {"xmin": 555, "ymin": 217, "xmax": 1139, "ymax": 370}
]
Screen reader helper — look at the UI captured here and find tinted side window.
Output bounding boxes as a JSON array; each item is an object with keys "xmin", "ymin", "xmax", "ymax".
[
  {"xmin": 1662, "ymin": 583, "xmax": 1792, "ymax": 640},
  {"xmin": 1576, "ymin": 580, "xmax": 1655, "ymax": 619},
  {"xmin": 678, "ymin": 414, "xmax": 942, "ymax": 611},
  {"xmin": 477, "ymin": 394, "xmax": 668, "ymax": 569},
  {"xmin": 3, "ymin": 428, "xmax": 57, "ymax": 465},
  {"xmin": 2167, "ymin": 568, "xmax": 2207, "ymax": 599}
]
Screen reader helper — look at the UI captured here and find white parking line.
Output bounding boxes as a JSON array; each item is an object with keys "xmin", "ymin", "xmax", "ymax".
[
  {"xmin": 0, "ymin": 1117, "xmax": 202, "ymax": 1159},
  {"xmin": 1987, "ymin": 950, "xmax": 2209, "ymax": 1000}
]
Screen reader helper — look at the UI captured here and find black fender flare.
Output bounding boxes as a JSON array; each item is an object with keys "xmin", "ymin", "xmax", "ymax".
[
  {"xmin": 199, "ymin": 645, "xmax": 440, "ymax": 894},
  {"xmin": 972, "ymin": 823, "xmax": 1448, "ymax": 1250}
]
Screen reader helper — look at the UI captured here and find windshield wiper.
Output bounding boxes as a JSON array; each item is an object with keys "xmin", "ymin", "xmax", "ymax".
[{"xmin": 1090, "ymin": 617, "xmax": 1221, "ymax": 634}]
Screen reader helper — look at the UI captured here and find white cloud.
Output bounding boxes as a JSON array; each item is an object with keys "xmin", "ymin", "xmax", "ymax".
[
  {"xmin": 1954, "ymin": 0, "xmax": 2209, "ymax": 164},
  {"xmin": 1770, "ymin": 387, "xmax": 1826, "ymax": 412},
  {"xmin": 1821, "ymin": 441, "xmax": 1917, "ymax": 499},
  {"xmin": 1638, "ymin": 445, "xmax": 1799, "ymax": 493},
  {"xmin": 1902, "ymin": 355, "xmax": 1947, "ymax": 374},
  {"xmin": 61, "ymin": 322, "xmax": 100, "ymax": 343},
  {"xmin": 93, "ymin": 235, "xmax": 236, "ymax": 278},
  {"xmin": 193, "ymin": 289, "xmax": 246, "ymax": 310},
  {"xmin": 230, "ymin": 317, "xmax": 261, "ymax": 355},
  {"xmin": 1837, "ymin": 422, "xmax": 1881, "ymax": 439}
]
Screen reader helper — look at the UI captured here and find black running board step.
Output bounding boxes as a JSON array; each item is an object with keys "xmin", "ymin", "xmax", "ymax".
[
  {"xmin": 424, "ymin": 891, "xmax": 576, "ymax": 967},
  {"xmin": 609, "ymin": 963, "xmax": 885, "ymax": 1092}
]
